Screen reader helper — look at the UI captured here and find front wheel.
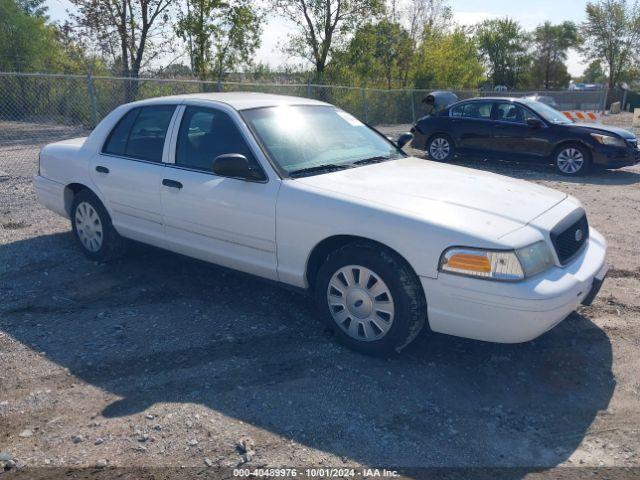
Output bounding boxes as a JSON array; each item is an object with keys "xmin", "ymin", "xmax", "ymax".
[
  {"xmin": 554, "ymin": 144, "xmax": 591, "ymax": 176},
  {"xmin": 315, "ymin": 242, "xmax": 427, "ymax": 356},
  {"xmin": 427, "ymin": 134, "xmax": 454, "ymax": 162}
]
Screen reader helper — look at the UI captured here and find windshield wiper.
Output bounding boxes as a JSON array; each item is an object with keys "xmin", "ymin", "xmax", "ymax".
[
  {"xmin": 288, "ymin": 163, "xmax": 351, "ymax": 178},
  {"xmin": 352, "ymin": 155, "xmax": 392, "ymax": 166}
]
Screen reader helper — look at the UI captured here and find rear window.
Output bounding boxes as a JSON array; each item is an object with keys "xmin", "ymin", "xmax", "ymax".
[{"xmin": 103, "ymin": 105, "xmax": 176, "ymax": 162}]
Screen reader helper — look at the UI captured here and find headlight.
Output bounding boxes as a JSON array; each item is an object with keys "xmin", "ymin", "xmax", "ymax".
[
  {"xmin": 515, "ymin": 241, "xmax": 554, "ymax": 277},
  {"xmin": 440, "ymin": 242, "xmax": 554, "ymax": 281},
  {"xmin": 590, "ymin": 133, "xmax": 627, "ymax": 148}
]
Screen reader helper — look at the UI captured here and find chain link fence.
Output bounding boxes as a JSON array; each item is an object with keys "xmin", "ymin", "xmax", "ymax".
[{"xmin": 0, "ymin": 71, "xmax": 612, "ymax": 211}]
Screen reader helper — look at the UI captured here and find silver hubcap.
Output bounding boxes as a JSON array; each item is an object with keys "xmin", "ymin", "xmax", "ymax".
[
  {"xmin": 75, "ymin": 202, "xmax": 103, "ymax": 252},
  {"xmin": 557, "ymin": 148, "xmax": 584, "ymax": 174},
  {"xmin": 429, "ymin": 137, "xmax": 450, "ymax": 160},
  {"xmin": 327, "ymin": 265, "xmax": 395, "ymax": 342}
]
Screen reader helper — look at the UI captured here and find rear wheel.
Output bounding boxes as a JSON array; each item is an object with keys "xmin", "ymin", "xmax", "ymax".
[
  {"xmin": 554, "ymin": 143, "xmax": 591, "ymax": 176},
  {"xmin": 427, "ymin": 134, "xmax": 454, "ymax": 162},
  {"xmin": 315, "ymin": 242, "xmax": 427, "ymax": 356},
  {"xmin": 71, "ymin": 190, "xmax": 127, "ymax": 261}
]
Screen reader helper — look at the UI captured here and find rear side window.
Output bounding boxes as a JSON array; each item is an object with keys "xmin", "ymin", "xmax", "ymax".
[
  {"xmin": 462, "ymin": 102, "xmax": 492, "ymax": 120},
  {"xmin": 103, "ymin": 108, "xmax": 139, "ymax": 156},
  {"xmin": 450, "ymin": 102, "xmax": 492, "ymax": 120},
  {"xmin": 103, "ymin": 105, "xmax": 176, "ymax": 162}
]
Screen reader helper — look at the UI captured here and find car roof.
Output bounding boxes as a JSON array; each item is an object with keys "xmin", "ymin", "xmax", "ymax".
[{"xmin": 128, "ymin": 92, "xmax": 331, "ymax": 111}]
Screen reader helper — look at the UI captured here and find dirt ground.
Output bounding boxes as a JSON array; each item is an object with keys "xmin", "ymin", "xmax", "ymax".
[{"xmin": 1, "ymin": 114, "xmax": 639, "ymax": 478}]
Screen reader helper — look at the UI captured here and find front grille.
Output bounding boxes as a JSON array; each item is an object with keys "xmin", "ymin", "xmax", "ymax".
[
  {"xmin": 550, "ymin": 214, "xmax": 589, "ymax": 265},
  {"xmin": 627, "ymin": 139, "xmax": 638, "ymax": 149}
]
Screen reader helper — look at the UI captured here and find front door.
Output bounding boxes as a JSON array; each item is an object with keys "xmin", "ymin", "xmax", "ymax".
[
  {"xmin": 90, "ymin": 105, "xmax": 176, "ymax": 245},
  {"xmin": 491, "ymin": 102, "xmax": 551, "ymax": 160},
  {"xmin": 160, "ymin": 104, "xmax": 280, "ymax": 280}
]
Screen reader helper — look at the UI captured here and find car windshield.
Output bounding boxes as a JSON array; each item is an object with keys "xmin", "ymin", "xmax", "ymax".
[
  {"xmin": 242, "ymin": 105, "xmax": 405, "ymax": 177},
  {"xmin": 521, "ymin": 99, "xmax": 572, "ymax": 124}
]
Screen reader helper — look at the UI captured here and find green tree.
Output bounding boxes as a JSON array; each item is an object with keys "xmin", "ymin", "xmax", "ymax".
[
  {"xmin": 476, "ymin": 18, "xmax": 530, "ymax": 88},
  {"xmin": 330, "ymin": 20, "xmax": 413, "ymax": 89},
  {"xmin": 15, "ymin": 0, "xmax": 47, "ymax": 18},
  {"xmin": 582, "ymin": 59, "xmax": 607, "ymax": 83},
  {"xmin": 529, "ymin": 21, "xmax": 579, "ymax": 89},
  {"xmin": 0, "ymin": 0, "xmax": 61, "ymax": 71},
  {"xmin": 275, "ymin": 0, "xmax": 384, "ymax": 81},
  {"xmin": 175, "ymin": 0, "xmax": 262, "ymax": 83},
  {"xmin": 414, "ymin": 27, "xmax": 485, "ymax": 89},
  {"xmin": 69, "ymin": 0, "xmax": 175, "ymax": 80},
  {"xmin": 582, "ymin": 0, "xmax": 640, "ymax": 89}
]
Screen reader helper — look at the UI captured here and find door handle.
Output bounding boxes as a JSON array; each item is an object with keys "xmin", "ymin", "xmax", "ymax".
[
  {"xmin": 162, "ymin": 179, "xmax": 183, "ymax": 189},
  {"xmin": 95, "ymin": 166, "xmax": 109, "ymax": 174}
]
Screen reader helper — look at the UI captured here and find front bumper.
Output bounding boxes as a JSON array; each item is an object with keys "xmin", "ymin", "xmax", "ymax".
[
  {"xmin": 420, "ymin": 228, "xmax": 608, "ymax": 343},
  {"xmin": 592, "ymin": 145, "xmax": 640, "ymax": 168}
]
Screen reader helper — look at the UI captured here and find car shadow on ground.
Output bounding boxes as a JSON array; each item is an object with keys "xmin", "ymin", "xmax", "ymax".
[
  {"xmin": 0, "ymin": 232, "xmax": 615, "ymax": 472},
  {"xmin": 410, "ymin": 151, "xmax": 640, "ymax": 186}
]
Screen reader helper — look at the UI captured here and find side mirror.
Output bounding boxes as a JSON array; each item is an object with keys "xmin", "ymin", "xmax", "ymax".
[
  {"xmin": 396, "ymin": 132, "xmax": 414, "ymax": 149},
  {"xmin": 527, "ymin": 118, "xmax": 543, "ymax": 128},
  {"xmin": 212, "ymin": 154, "xmax": 266, "ymax": 182}
]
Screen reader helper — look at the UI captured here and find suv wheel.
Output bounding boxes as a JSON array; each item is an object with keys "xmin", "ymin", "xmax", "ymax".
[
  {"xmin": 71, "ymin": 190, "xmax": 127, "ymax": 261},
  {"xmin": 554, "ymin": 144, "xmax": 591, "ymax": 176},
  {"xmin": 315, "ymin": 242, "xmax": 427, "ymax": 355},
  {"xmin": 427, "ymin": 134, "xmax": 454, "ymax": 162}
]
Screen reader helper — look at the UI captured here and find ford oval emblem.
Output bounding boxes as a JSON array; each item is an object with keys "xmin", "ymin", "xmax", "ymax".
[{"xmin": 575, "ymin": 229, "xmax": 584, "ymax": 242}]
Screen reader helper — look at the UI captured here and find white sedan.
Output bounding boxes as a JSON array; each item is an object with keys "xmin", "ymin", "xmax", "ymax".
[{"xmin": 34, "ymin": 93, "xmax": 608, "ymax": 355}]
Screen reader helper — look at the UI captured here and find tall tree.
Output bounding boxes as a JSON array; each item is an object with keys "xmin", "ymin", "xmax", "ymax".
[
  {"xmin": 15, "ymin": 0, "xmax": 47, "ymax": 18},
  {"xmin": 69, "ymin": 0, "xmax": 174, "ymax": 81},
  {"xmin": 175, "ymin": 0, "xmax": 261, "ymax": 83},
  {"xmin": 0, "ymin": 0, "xmax": 65, "ymax": 71},
  {"xmin": 405, "ymin": 0, "xmax": 452, "ymax": 44},
  {"xmin": 274, "ymin": 0, "xmax": 384, "ymax": 80},
  {"xmin": 331, "ymin": 20, "xmax": 413, "ymax": 89},
  {"xmin": 582, "ymin": 0, "xmax": 640, "ymax": 89},
  {"xmin": 530, "ymin": 21, "xmax": 579, "ymax": 89},
  {"xmin": 414, "ymin": 27, "xmax": 484, "ymax": 89},
  {"xmin": 476, "ymin": 18, "xmax": 530, "ymax": 88},
  {"xmin": 582, "ymin": 59, "xmax": 607, "ymax": 83}
]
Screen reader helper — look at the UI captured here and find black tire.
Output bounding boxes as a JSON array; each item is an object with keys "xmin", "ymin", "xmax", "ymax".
[
  {"xmin": 315, "ymin": 241, "xmax": 427, "ymax": 356},
  {"xmin": 71, "ymin": 190, "xmax": 127, "ymax": 262},
  {"xmin": 427, "ymin": 134, "xmax": 455, "ymax": 162},
  {"xmin": 553, "ymin": 143, "xmax": 592, "ymax": 176}
]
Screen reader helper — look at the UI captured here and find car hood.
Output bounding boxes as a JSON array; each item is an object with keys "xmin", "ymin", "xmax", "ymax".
[
  {"xmin": 571, "ymin": 123, "xmax": 636, "ymax": 139},
  {"xmin": 294, "ymin": 158, "xmax": 568, "ymax": 240}
]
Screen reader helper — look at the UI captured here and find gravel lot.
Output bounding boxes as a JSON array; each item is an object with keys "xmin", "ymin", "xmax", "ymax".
[{"xmin": 1, "ymin": 114, "xmax": 639, "ymax": 477}]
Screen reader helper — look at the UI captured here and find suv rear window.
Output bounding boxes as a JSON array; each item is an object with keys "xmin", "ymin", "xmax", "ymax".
[{"xmin": 103, "ymin": 105, "xmax": 176, "ymax": 162}]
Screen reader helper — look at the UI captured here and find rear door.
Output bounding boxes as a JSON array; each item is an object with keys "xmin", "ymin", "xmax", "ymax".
[
  {"xmin": 449, "ymin": 101, "xmax": 495, "ymax": 155},
  {"xmin": 491, "ymin": 102, "xmax": 552, "ymax": 160},
  {"xmin": 90, "ymin": 104, "xmax": 177, "ymax": 246}
]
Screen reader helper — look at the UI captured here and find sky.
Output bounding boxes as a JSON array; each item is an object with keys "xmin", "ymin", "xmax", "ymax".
[{"xmin": 44, "ymin": 0, "xmax": 591, "ymax": 76}]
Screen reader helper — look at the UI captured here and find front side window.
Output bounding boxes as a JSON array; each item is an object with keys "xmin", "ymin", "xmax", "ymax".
[
  {"xmin": 103, "ymin": 105, "xmax": 176, "ymax": 162},
  {"xmin": 242, "ymin": 106, "xmax": 404, "ymax": 176},
  {"xmin": 496, "ymin": 103, "xmax": 525, "ymax": 124},
  {"xmin": 176, "ymin": 106, "xmax": 256, "ymax": 172}
]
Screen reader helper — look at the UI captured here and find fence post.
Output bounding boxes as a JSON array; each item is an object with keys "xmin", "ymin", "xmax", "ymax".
[
  {"xmin": 409, "ymin": 89, "xmax": 416, "ymax": 123},
  {"xmin": 86, "ymin": 73, "xmax": 98, "ymax": 129},
  {"xmin": 600, "ymin": 88, "xmax": 608, "ymax": 114},
  {"xmin": 306, "ymin": 79, "xmax": 311, "ymax": 99},
  {"xmin": 361, "ymin": 87, "xmax": 368, "ymax": 123}
]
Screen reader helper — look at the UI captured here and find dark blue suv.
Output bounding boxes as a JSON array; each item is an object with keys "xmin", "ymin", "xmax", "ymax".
[{"xmin": 411, "ymin": 98, "xmax": 640, "ymax": 176}]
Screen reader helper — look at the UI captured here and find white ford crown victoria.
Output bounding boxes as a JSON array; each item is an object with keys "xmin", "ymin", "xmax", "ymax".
[{"xmin": 34, "ymin": 93, "xmax": 608, "ymax": 354}]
